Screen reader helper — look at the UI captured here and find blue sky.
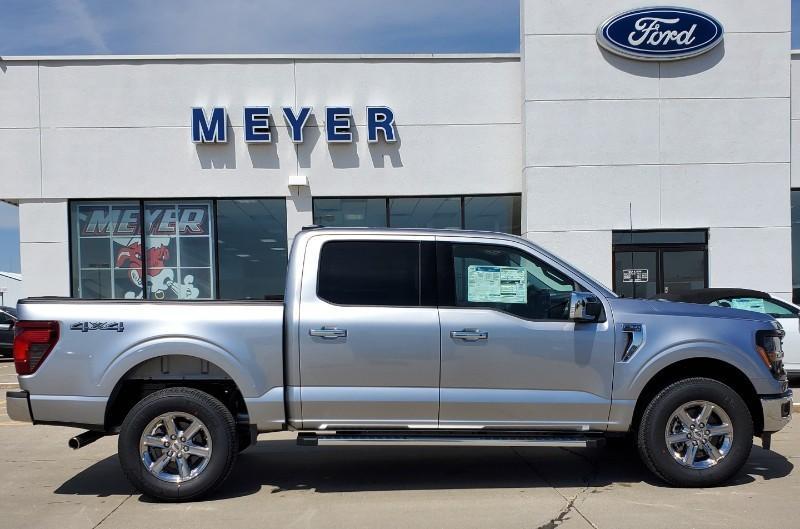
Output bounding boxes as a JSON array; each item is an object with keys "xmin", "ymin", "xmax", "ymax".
[{"xmin": 0, "ymin": 1, "xmax": 795, "ymax": 273}]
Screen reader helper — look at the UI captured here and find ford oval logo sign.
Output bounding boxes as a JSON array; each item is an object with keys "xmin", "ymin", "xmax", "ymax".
[{"xmin": 597, "ymin": 7, "xmax": 724, "ymax": 61}]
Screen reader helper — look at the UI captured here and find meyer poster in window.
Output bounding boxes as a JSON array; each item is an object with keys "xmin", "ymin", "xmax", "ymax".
[{"xmin": 74, "ymin": 202, "xmax": 214, "ymax": 300}]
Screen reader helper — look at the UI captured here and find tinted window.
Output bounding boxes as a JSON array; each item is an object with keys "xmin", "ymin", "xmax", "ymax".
[
  {"xmin": 318, "ymin": 241, "xmax": 421, "ymax": 306},
  {"xmin": 446, "ymin": 243, "xmax": 576, "ymax": 320},
  {"xmin": 389, "ymin": 197, "xmax": 461, "ymax": 229},
  {"xmin": 711, "ymin": 297, "xmax": 799, "ymax": 318},
  {"xmin": 0, "ymin": 311, "xmax": 12, "ymax": 324},
  {"xmin": 314, "ymin": 198, "xmax": 387, "ymax": 227},
  {"xmin": 217, "ymin": 199, "xmax": 288, "ymax": 300},
  {"xmin": 464, "ymin": 195, "xmax": 521, "ymax": 235}
]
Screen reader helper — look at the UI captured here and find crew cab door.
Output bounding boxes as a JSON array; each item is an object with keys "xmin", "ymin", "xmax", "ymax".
[
  {"xmin": 297, "ymin": 235, "xmax": 440, "ymax": 429},
  {"xmin": 436, "ymin": 237, "xmax": 615, "ymax": 430}
]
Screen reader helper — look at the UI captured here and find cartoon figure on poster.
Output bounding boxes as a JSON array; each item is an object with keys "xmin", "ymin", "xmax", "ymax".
[{"xmin": 115, "ymin": 237, "xmax": 200, "ymax": 300}]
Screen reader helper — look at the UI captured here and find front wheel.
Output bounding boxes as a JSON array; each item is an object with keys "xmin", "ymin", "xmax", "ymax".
[
  {"xmin": 637, "ymin": 377, "xmax": 753, "ymax": 487},
  {"xmin": 118, "ymin": 387, "xmax": 238, "ymax": 501}
]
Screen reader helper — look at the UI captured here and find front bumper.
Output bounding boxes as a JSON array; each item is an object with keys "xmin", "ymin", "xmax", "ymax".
[
  {"xmin": 6, "ymin": 390, "xmax": 32, "ymax": 423},
  {"xmin": 761, "ymin": 390, "xmax": 792, "ymax": 433}
]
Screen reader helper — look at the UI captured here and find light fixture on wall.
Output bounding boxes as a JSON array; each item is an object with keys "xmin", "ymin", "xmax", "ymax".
[{"xmin": 287, "ymin": 175, "xmax": 309, "ymax": 193}]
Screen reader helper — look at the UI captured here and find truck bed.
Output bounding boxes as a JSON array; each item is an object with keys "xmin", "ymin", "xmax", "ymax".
[{"xmin": 14, "ymin": 298, "xmax": 286, "ymax": 430}]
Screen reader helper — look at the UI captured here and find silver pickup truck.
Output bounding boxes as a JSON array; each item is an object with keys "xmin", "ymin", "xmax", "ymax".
[{"xmin": 6, "ymin": 228, "xmax": 792, "ymax": 500}]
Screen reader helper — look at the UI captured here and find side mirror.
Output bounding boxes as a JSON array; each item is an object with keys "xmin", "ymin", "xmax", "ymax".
[{"xmin": 570, "ymin": 292, "xmax": 603, "ymax": 323}]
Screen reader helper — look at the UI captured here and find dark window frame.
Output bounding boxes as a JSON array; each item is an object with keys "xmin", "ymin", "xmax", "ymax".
[
  {"xmin": 311, "ymin": 193, "xmax": 522, "ymax": 235},
  {"xmin": 68, "ymin": 198, "xmax": 288, "ymax": 301},
  {"xmin": 436, "ymin": 241, "xmax": 585, "ymax": 322},
  {"xmin": 315, "ymin": 240, "xmax": 437, "ymax": 308}
]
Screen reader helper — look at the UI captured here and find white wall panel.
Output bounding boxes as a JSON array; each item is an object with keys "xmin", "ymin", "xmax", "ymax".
[
  {"xmin": 0, "ymin": 62, "xmax": 39, "ymax": 129},
  {"xmin": 660, "ymin": 98, "xmax": 790, "ymax": 165},
  {"xmin": 295, "ymin": 59, "xmax": 521, "ymax": 126},
  {"xmin": 0, "ymin": 129, "xmax": 41, "ymax": 199},
  {"xmin": 660, "ymin": 163, "xmax": 789, "ymax": 228},
  {"xmin": 301, "ymin": 124, "xmax": 521, "ymax": 196},
  {"xmin": 660, "ymin": 33, "xmax": 790, "ymax": 99},
  {"xmin": 525, "ymin": 100, "xmax": 660, "ymax": 167},
  {"xmin": 19, "ymin": 200, "xmax": 68, "ymax": 243},
  {"xmin": 709, "ymin": 227, "xmax": 792, "ymax": 293},
  {"xmin": 524, "ymin": 35, "xmax": 659, "ymax": 101},
  {"xmin": 40, "ymin": 126, "xmax": 299, "ymax": 198},
  {"xmin": 20, "ymin": 242, "xmax": 70, "ymax": 297},
  {"xmin": 39, "ymin": 60, "xmax": 296, "ymax": 128},
  {"xmin": 524, "ymin": 165, "xmax": 661, "ymax": 231}
]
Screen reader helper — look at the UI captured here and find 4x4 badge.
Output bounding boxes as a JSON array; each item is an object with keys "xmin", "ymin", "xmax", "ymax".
[{"xmin": 70, "ymin": 322, "xmax": 125, "ymax": 333}]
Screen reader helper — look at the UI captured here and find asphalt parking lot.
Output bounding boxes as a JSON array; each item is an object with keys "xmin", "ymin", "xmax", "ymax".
[{"xmin": 1, "ymin": 358, "xmax": 798, "ymax": 529}]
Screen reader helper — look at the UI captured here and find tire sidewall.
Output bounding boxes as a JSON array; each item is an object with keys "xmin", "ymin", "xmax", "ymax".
[
  {"xmin": 119, "ymin": 390, "xmax": 236, "ymax": 501},
  {"xmin": 641, "ymin": 379, "xmax": 753, "ymax": 487}
]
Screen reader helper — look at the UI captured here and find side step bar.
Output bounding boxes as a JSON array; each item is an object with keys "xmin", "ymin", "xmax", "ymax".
[{"xmin": 297, "ymin": 432, "xmax": 604, "ymax": 448}]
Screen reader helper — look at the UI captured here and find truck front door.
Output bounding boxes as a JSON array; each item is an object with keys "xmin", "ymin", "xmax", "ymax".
[
  {"xmin": 436, "ymin": 238, "xmax": 615, "ymax": 430},
  {"xmin": 297, "ymin": 235, "xmax": 440, "ymax": 429}
]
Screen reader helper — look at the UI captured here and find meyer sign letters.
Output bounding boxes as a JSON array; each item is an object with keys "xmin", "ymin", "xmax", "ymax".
[
  {"xmin": 597, "ymin": 7, "xmax": 724, "ymax": 61},
  {"xmin": 191, "ymin": 106, "xmax": 397, "ymax": 144}
]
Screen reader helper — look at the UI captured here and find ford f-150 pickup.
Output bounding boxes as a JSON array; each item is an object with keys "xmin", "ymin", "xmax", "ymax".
[{"xmin": 6, "ymin": 228, "xmax": 793, "ymax": 500}]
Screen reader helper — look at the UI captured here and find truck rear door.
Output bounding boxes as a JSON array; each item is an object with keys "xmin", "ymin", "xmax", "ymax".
[{"xmin": 297, "ymin": 235, "xmax": 440, "ymax": 429}]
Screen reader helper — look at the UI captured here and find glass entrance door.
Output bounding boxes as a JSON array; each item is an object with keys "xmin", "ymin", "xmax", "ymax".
[{"xmin": 612, "ymin": 231, "xmax": 708, "ymax": 299}]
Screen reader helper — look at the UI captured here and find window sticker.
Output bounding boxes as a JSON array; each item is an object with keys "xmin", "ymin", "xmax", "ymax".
[
  {"xmin": 467, "ymin": 265, "xmax": 527, "ymax": 304},
  {"xmin": 729, "ymin": 297, "xmax": 766, "ymax": 313},
  {"xmin": 622, "ymin": 269, "xmax": 649, "ymax": 283}
]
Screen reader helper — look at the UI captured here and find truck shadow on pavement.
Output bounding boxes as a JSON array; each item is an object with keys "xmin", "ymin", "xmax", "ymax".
[{"xmin": 54, "ymin": 439, "xmax": 793, "ymax": 501}]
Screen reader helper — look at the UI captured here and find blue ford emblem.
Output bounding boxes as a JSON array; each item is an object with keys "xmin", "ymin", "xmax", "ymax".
[{"xmin": 597, "ymin": 7, "xmax": 724, "ymax": 61}]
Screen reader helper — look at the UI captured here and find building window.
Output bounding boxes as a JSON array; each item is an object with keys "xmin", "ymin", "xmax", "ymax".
[
  {"xmin": 313, "ymin": 198, "xmax": 387, "ymax": 228},
  {"xmin": 217, "ymin": 199, "xmax": 288, "ymax": 300},
  {"xmin": 312, "ymin": 195, "xmax": 522, "ymax": 235},
  {"xmin": 792, "ymin": 191, "xmax": 800, "ymax": 303},
  {"xmin": 70, "ymin": 199, "xmax": 287, "ymax": 300}
]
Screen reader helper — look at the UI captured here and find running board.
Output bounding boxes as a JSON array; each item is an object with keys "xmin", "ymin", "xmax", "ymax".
[{"xmin": 297, "ymin": 432, "xmax": 604, "ymax": 448}]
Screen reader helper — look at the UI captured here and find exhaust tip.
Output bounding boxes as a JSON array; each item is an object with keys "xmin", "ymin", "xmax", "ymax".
[
  {"xmin": 68, "ymin": 430, "xmax": 106, "ymax": 450},
  {"xmin": 68, "ymin": 437, "xmax": 80, "ymax": 450}
]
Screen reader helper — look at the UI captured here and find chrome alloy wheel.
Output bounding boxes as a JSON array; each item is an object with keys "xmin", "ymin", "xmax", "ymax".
[
  {"xmin": 139, "ymin": 412, "xmax": 213, "ymax": 483},
  {"xmin": 664, "ymin": 400, "xmax": 733, "ymax": 469}
]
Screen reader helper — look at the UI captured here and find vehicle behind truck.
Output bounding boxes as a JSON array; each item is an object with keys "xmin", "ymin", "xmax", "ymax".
[{"xmin": 6, "ymin": 228, "xmax": 793, "ymax": 500}]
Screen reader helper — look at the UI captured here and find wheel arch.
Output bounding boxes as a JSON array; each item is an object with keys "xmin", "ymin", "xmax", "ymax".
[
  {"xmin": 103, "ymin": 352, "xmax": 251, "ymax": 431},
  {"xmin": 631, "ymin": 357, "xmax": 764, "ymax": 435}
]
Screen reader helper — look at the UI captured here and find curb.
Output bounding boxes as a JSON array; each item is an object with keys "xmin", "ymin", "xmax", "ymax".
[{"xmin": 0, "ymin": 383, "xmax": 19, "ymax": 390}]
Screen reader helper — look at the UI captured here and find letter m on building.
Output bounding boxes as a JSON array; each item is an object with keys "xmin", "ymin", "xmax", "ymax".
[{"xmin": 191, "ymin": 107, "xmax": 228, "ymax": 143}]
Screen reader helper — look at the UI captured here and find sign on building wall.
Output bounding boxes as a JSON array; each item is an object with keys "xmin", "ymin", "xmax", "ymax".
[
  {"xmin": 191, "ymin": 106, "xmax": 397, "ymax": 144},
  {"xmin": 597, "ymin": 7, "xmax": 724, "ymax": 61}
]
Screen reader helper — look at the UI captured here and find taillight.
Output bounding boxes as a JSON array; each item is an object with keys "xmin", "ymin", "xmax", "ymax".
[{"xmin": 13, "ymin": 321, "xmax": 59, "ymax": 375}]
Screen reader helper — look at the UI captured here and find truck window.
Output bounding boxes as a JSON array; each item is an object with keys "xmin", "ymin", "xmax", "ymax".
[
  {"xmin": 317, "ymin": 241, "xmax": 432, "ymax": 307},
  {"xmin": 440, "ymin": 243, "xmax": 577, "ymax": 320}
]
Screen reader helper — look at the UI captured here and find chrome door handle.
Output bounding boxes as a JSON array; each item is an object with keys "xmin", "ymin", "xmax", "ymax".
[
  {"xmin": 309, "ymin": 327, "xmax": 347, "ymax": 339},
  {"xmin": 450, "ymin": 329, "xmax": 488, "ymax": 341}
]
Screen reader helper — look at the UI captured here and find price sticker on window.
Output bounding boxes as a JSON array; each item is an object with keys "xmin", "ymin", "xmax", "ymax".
[{"xmin": 467, "ymin": 265, "xmax": 527, "ymax": 304}]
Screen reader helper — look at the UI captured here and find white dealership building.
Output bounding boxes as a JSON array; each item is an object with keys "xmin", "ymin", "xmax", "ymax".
[{"xmin": 0, "ymin": 0, "xmax": 798, "ymax": 303}]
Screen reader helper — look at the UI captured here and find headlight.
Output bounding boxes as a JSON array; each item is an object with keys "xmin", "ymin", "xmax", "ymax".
[{"xmin": 756, "ymin": 329, "xmax": 785, "ymax": 379}]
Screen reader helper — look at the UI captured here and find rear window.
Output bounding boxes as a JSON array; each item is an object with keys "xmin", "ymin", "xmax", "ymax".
[{"xmin": 317, "ymin": 241, "xmax": 422, "ymax": 306}]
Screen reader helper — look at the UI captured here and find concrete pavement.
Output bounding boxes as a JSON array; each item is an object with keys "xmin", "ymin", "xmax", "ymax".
[{"xmin": 0, "ymin": 388, "xmax": 797, "ymax": 529}]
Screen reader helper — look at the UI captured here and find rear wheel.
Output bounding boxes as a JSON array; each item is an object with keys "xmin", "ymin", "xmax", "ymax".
[
  {"xmin": 637, "ymin": 377, "xmax": 753, "ymax": 487},
  {"xmin": 119, "ymin": 387, "xmax": 238, "ymax": 501}
]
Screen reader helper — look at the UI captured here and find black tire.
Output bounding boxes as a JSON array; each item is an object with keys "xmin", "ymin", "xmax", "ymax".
[
  {"xmin": 119, "ymin": 387, "xmax": 238, "ymax": 501},
  {"xmin": 637, "ymin": 377, "xmax": 753, "ymax": 487}
]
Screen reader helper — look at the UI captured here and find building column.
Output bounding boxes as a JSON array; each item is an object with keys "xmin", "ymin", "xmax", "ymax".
[{"xmin": 19, "ymin": 199, "xmax": 71, "ymax": 297}]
